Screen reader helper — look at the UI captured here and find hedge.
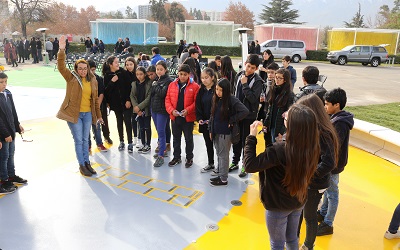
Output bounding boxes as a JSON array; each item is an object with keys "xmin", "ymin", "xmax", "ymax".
[
  {"xmin": 68, "ymin": 43, "xmax": 242, "ymax": 57},
  {"xmin": 306, "ymin": 50, "xmax": 329, "ymax": 61}
]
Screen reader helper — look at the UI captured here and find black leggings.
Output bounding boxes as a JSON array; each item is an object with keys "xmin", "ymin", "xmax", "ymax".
[
  {"xmin": 202, "ymin": 128, "xmax": 214, "ymax": 165},
  {"xmin": 114, "ymin": 108, "xmax": 133, "ymax": 144}
]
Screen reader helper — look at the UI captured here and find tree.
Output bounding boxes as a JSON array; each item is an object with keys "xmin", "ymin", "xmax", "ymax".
[
  {"xmin": 259, "ymin": 0, "xmax": 300, "ymax": 24},
  {"xmin": 168, "ymin": 2, "xmax": 185, "ymax": 26},
  {"xmin": 376, "ymin": 1, "xmax": 400, "ymax": 29},
  {"xmin": 9, "ymin": 0, "xmax": 52, "ymax": 37},
  {"xmin": 344, "ymin": 3, "xmax": 366, "ymax": 28},
  {"xmin": 149, "ymin": 0, "xmax": 168, "ymax": 24},
  {"xmin": 224, "ymin": 1, "xmax": 255, "ymax": 30},
  {"xmin": 125, "ymin": 6, "xmax": 137, "ymax": 19}
]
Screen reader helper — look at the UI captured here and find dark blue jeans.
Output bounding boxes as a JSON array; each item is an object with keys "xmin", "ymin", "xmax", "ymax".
[
  {"xmin": 388, "ymin": 203, "xmax": 400, "ymax": 233},
  {"xmin": 171, "ymin": 119, "xmax": 194, "ymax": 160},
  {"xmin": 152, "ymin": 112, "xmax": 169, "ymax": 157},
  {"xmin": 67, "ymin": 112, "xmax": 92, "ymax": 165},
  {"xmin": 0, "ymin": 139, "xmax": 16, "ymax": 181}
]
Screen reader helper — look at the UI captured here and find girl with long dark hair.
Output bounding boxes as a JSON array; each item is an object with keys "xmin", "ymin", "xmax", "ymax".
[
  {"xmin": 208, "ymin": 78, "xmax": 248, "ymax": 186},
  {"xmin": 130, "ymin": 66, "xmax": 152, "ymax": 153},
  {"xmin": 262, "ymin": 68, "xmax": 294, "ymax": 147},
  {"xmin": 244, "ymin": 104, "xmax": 321, "ymax": 250},
  {"xmin": 102, "ymin": 56, "xmax": 133, "ymax": 152},
  {"xmin": 196, "ymin": 68, "xmax": 217, "ymax": 173},
  {"xmin": 124, "ymin": 57, "xmax": 139, "ymax": 147},
  {"xmin": 151, "ymin": 60, "xmax": 174, "ymax": 167},
  {"xmin": 296, "ymin": 94, "xmax": 339, "ymax": 250},
  {"xmin": 259, "ymin": 49, "xmax": 275, "ymax": 81},
  {"xmin": 220, "ymin": 56, "xmax": 237, "ymax": 93}
]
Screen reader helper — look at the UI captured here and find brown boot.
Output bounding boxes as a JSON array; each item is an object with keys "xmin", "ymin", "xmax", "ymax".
[
  {"xmin": 85, "ymin": 162, "xmax": 97, "ymax": 174},
  {"xmin": 79, "ymin": 164, "xmax": 92, "ymax": 176},
  {"xmin": 166, "ymin": 143, "xmax": 171, "ymax": 152}
]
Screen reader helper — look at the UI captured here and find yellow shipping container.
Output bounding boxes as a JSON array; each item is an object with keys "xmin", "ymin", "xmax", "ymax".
[{"xmin": 328, "ymin": 28, "xmax": 400, "ymax": 55}]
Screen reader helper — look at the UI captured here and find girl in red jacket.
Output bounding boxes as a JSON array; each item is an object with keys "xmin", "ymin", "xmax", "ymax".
[{"xmin": 165, "ymin": 64, "xmax": 199, "ymax": 168}]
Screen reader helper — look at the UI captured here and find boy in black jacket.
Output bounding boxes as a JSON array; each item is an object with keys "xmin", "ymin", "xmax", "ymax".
[
  {"xmin": 0, "ymin": 73, "xmax": 27, "ymax": 195},
  {"xmin": 317, "ymin": 87, "xmax": 354, "ymax": 236},
  {"xmin": 230, "ymin": 54, "xmax": 264, "ymax": 177}
]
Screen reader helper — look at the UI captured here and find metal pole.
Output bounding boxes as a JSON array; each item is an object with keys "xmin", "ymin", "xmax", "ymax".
[
  {"xmin": 241, "ymin": 32, "xmax": 248, "ymax": 68},
  {"xmin": 394, "ymin": 31, "xmax": 399, "ymax": 56}
]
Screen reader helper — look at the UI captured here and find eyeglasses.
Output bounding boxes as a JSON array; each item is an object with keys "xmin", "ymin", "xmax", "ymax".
[{"xmin": 275, "ymin": 77, "xmax": 284, "ymax": 80}]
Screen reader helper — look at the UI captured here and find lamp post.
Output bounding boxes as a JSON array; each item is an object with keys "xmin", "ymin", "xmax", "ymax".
[
  {"xmin": 36, "ymin": 28, "xmax": 49, "ymax": 65},
  {"xmin": 234, "ymin": 27, "xmax": 252, "ymax": 70}
]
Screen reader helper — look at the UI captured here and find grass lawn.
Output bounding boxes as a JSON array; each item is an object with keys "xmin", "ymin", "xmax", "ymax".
[{"xmin": 345, "ymin": 102, "xmax": 400, "ymax": 132}]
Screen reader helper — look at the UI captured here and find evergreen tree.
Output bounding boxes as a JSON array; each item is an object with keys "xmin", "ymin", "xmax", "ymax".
[
  {"xmin": 344, "ymin": 3, "xmax": 366, "ymax": 28},
  {"xmin": 259, "ymin": 0, "xmax": 300, "ymax": 24}
]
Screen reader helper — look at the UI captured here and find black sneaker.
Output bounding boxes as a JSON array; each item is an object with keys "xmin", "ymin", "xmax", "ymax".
[
  {"xmin": 210, "ymin": 176, "xmax": 220, "ymax": 182},
  {"xmin": 200, "ymin": 164, "xmax": 215, "ymax": 173},
  {"xmin": 185, "ymin": 158, "xmax": 193, "ymax": 168},
  {"xmin": 317, "ymin": 210, "xmax": 325, "ymax": 223},
  {"xmin": 229, "ymin": 163, "xmax": 239, "ymax": 172},
  {"xmin": 316, "ymin": 222, "xmax": 334, "ymax": 236},
  {"xmin": 128, "ymin": 144, "xmax": 133, "ymax": 153},
  {"xmin": 141, "ymin": 145, "xmax": 151, "ymax": 154},
  {"xmin": 138, "ymin": 146, "xmax": 144, "ymax": 153},
  {"xmin": 168, "ymin": 158, "xmax": 182, "ymax": 167},
  {"xmin": 118, "ymin": 142, "xmax": 125, "ymax": 151},
  {"xmin": 238, "ymin": 167, "xmax": 247, "ymax": 178},
  {"xmin": 1, "ymin": 180, "xmax": 18, "ymax": 189},
  {"xmin": 0, "ymin": 185, "xmax": 16, "ymax": 195},
  {"xmin": 210, "ymin": 177, "xmax": 228, "ymax": 186},
  {"xmin": 9, "ymin": 175, "xmax": 28, "ymax": 184}
]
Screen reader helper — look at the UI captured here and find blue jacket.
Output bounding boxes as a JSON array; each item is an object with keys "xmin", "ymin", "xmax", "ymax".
[{"xmin": 151, "ymin": 54, "xmax": 165, "ymax": 66}]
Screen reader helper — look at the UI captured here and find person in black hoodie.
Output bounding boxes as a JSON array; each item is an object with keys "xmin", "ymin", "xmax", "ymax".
[
  {"xmin": 244, "ymin": 104, "xmax": 320, "ymax": 250},
  {"xmin": 102, "ymin": 56, "xmax": 133, "ymax": 153},
  {"xmin": 196, "ymin": 68, "xmax": 217, "ymax": 173},
  {"xmin": 296, "ymin": 94, "xmax": 339, "ymax": 250},
  {"xmin": 317, "ymin": 88, "xmax": 354, "ymax": 236},
  {"xmin": 230, "ymin": 54, "xmax": 264, "ymax": 177}
]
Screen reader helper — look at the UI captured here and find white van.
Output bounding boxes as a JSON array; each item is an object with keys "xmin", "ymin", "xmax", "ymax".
[{"xmin": 260, "ymin": 39, "xmax": 307, "ymax": 63}]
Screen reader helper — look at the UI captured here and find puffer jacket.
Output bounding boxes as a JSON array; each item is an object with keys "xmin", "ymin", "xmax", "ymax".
[
  {"xmin": 151, "ymin": 74, "xmax": 174, "ymax": 115},
  {"xmin": 165, "ymin": 77, "xmax": 199, "ymax": 122},
  {"xmin": 56, "ymin": 50, "xmax": 101, "ymax": 124}
]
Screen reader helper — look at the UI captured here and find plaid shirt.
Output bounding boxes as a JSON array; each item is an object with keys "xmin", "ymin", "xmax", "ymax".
[{"xmin": 138, "ymin": 60, "xmax": 150, "ymax": 69}]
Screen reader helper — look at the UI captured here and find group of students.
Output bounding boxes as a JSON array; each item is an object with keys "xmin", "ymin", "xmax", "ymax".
[{"xmin": 21, "ymin": 34, "xmax": 399, "ymax": 248}]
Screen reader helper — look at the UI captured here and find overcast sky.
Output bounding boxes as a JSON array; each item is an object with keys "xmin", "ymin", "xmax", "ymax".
[{"xmin": 58, "ymin": 0, "xmax": 394, "ymax": 27}]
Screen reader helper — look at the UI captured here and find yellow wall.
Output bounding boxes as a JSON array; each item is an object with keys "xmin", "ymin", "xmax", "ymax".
[{"xmin": 328, "ymin": 30, "xmax": 399, "ymax": 54}]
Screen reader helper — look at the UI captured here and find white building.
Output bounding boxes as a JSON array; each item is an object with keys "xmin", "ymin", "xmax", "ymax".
[{"xmin": 138, "ymin": 5, "xmax": 152, "ymax": 20}]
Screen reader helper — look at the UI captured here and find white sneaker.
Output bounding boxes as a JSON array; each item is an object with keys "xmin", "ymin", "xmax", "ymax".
[
  {"xmin": 132, "ymin": 137, "xmax": 137, "ymax": 146},
  {"xmin": 136, "ymin": 142, "xmax": 142, "ymax": 148},
  {"xmin": 384, "ymin": 230, "xmax": 400, "ymax": 239}
]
